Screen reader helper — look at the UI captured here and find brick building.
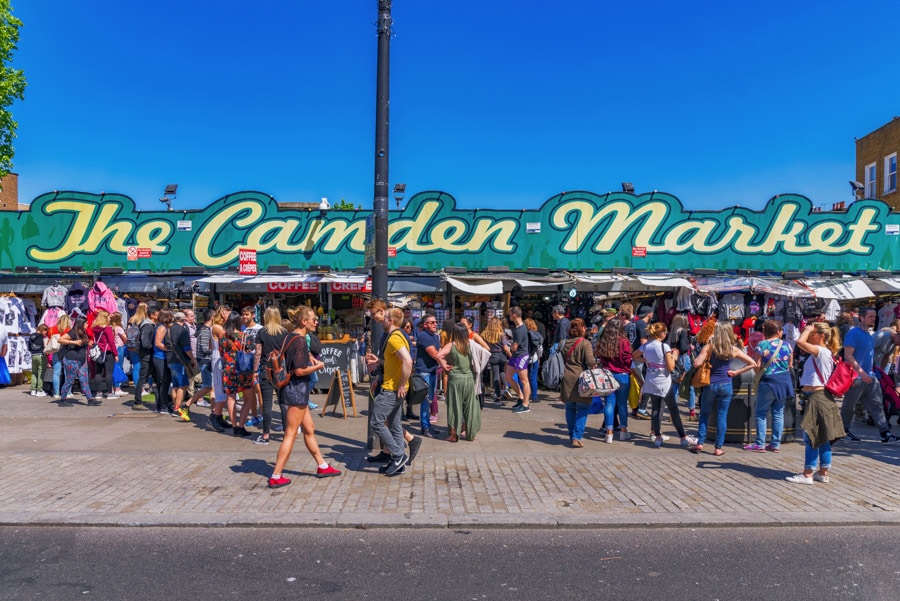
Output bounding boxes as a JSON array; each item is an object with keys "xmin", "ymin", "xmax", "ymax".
[
  {"xmin": 855, "ymin": 117, "xmax": 900, "ymax": 210},
  {"xmin": 0, "ymin": 172, "xmax": 20, "ymax": 211}
]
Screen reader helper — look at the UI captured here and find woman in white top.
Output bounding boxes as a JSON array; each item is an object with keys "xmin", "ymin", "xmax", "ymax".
[
  {"xmin": 633, "ymin": 322, "xmax": 693, "ymax": 448},
  {"xmin": 787, "ymin": 322, "xmax": 845, "ymax": 484}
]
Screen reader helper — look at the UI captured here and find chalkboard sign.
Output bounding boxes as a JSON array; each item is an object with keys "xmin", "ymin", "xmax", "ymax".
[
  {"xmin": 316, "ymin": 342, "xmax": 353, "ymax": 391},
  {"xmin": 321, "ymin": 368, "xmax": 357, "ymax": 418}
]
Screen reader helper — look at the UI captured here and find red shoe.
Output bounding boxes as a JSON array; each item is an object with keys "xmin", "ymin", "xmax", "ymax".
[
  {"xmin": 316, "ymin": 465, "xmax": 342, "ymax": 478},
  {"xmin": 268, "ymin": 476, "xmax": 291, "ymax": 489}
]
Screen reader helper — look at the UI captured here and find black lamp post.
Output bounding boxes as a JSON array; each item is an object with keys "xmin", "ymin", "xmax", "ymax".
[{"xmin": 372, "ymin": 0, "xmax": 392, "ymax": 315}]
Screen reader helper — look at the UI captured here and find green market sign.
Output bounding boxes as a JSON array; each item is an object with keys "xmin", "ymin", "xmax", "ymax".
[{"xmin": 2, "ymin": 190, "xmax": 897, "ymax": 273}]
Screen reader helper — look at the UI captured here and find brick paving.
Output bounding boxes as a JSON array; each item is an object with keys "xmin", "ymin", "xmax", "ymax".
[{"xmin": 1, "ymin": 384, "xmax": 898, "ymax": 528}]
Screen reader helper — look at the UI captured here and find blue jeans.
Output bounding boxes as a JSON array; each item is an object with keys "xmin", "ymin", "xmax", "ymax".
[
  {"xmin": 754, "ymin": 381, "xmax": 785, "ymax": 447},
  {"xmin": 52, "ymin": 353, "xmax": 63, "ymax": 396},
  {"xmin": 698, "ymin": 381, "xmax": 733, "ymax": 448},
  {"xmin": 418, "ymin": 371, "xmax": 437, "ymax": 431},
  {"xmin": 603, "ymin": 373, "xmax": 631, "ymax": 432},
  {"xmin": 129, "ymin": 350, "xmax": 141, "ymax": 387},
  {"xmin": 803, "ymin": 431, "xmax": 832, "ymax": 471},
  {"xmin": 566, "ymin": 402, "xmax": 591, "ymax": 440},
  {"xmin": 681, "ymin": 355, "xmax": 696, "ymax": 410},
  {"xmin": 529, "ymin": 360, "xmax": 539, "ymax": 401}
]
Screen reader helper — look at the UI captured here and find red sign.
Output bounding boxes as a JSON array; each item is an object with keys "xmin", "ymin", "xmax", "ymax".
[
  {"xmin": 238, "ymin": 248, "xmax": 257, "ymax": 275},
  {"xmin": 137, "ymin": 248, "xmax": 152, "ymax": 259},
  {"xmin": 631, "ymin": 246, "xmax": 647, "ymax": 257},
  {"xmin": 387, "ymin": 247, "xmax": 397, "ymax": 258},
  {"xmin": 332, "ymin": 280, "xmax": 372, "ymax": 293},
  {"xmin": 267, "ymin": 281, "xmax": 318, "ymax": 293}
]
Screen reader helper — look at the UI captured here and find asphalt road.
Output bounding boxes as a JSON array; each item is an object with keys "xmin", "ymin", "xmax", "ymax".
[{"xmin": 2, "ymin": 526, "xmax": 898, "ymax": 600}]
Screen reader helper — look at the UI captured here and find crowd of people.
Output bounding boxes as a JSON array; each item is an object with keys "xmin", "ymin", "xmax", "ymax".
[{"xmin": 26, "ymin": 295, "xmax": 900, "ymax": 487}]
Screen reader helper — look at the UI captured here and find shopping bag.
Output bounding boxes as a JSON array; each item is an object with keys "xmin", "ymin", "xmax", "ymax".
[
  {"xmin": 627, "ymin": 373, "xmax": 641, "ymax": 409},
  {"xmin": 113, "ymin": 362, "xmax": 128, "ymax": 386}
]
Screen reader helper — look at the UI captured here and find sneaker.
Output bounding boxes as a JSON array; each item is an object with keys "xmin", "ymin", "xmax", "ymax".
[
  {"xmin": 743, "ymin": 443, "xmax": 766, "ymax": 452},
  {"xmin": 619, "ymin": 431, "xmax": 632, "ymax": 441},
  {"xmin": 605, "ymin": 432, "xmax": 614, "ymax": 444},
  {"xmin": 268, "ymin": 476, "xmax": 291, "ymax": 489},
  {"xmin": 366, "ymin": 451, "xmax": 392, "ymax": 463},
  {"xmin": 308, "ymin": 402, "xmax": 319, "ymax": 410},
  {"xmin": 765, "ymin": 444, "xmax": 781, "ymax": 453},
  {"xmin": 844, "ymin": 431, "xmax": 862, "ymax": 442},
  {"xmin": 689, "ymin": 409, "xmax": 696, "ymax": 420},
  {"xmin": 252, "ymin": 434, "xmax": 270, "ymax": 445},
  {"xmin": 132, "ymin": 402, "xmax": 149, "ymax": 411},
  {"xmin": 53, "ymin": 394, "xmax": 61, "ymax": 400},
  {"xmin": 36, "ymin": 391, "xmax": 47, "ymax": 397},
  {"xmin": 196, "ymin": 399, "xmax": 211, "ymax": 408},
  {"xmin": 422, "ymin": 428, "xmax": 436, "ymax": 439},
  {"xmin": 785, "ymin": 473, "xmax": 814, "ymax": 485},
  {"xmin": 233, "ymin": 426, "xmax": 252, "ymax": 437},
  {"xmin": 407, "ymin": 436, "xmax": 422, "ymax": 465},
  {"xmin": 634, "ymin": 410, "xmax": 651, "ymax": 420},
  {"xmin": 384, "ymin": 453, "xmax": 408, "ymax": 477},
  {"xmin": 87, "ymin": 399, "xmax": 103, "ymax": 406},
  {"xmin": 208, "ymin": 415, "xmax": 225, "ymax": 432},
  {"xmin": 315, "ymin": 465, "xmax": 342, "ymax": 478},
  {"xmin": 512, "ymin": 404, "xmax": 530, "ymax": 414},
  {"xmin": 429, "ymin": 415, "xmax": 438, "ymax": 424},
  {"xmin": 30, "ymin": 390, "xmax": 36, "ymax": 396},
  {"xmin": 881, "ymin": 433, "xmax": 900, "ymax": 443},
  {"xmin": 682, "ymin": 435, "xmax": 698, "ymax": 447},
  {"xmin": 501, "ymin": 388, "xmax": 513, "ymax": 400},
  {"xmin": 58, "ymin": 399, "xmax": 74, "ymax": 407},
  {"xmin": 654, "ymin": 436, "xmax": 664, "ymax": 447},
  {"xmin": 177, "ymin": 407, "xmax": 190, "ymax": 422},
  {"xmin": 660, "ymin": 434, "xmax": 670, "ymax": 442},
  {"xmin": 245, "ymin": 416, "xmax": 259, "ymax": 427},
  {"xmin": 813, "ymin": 473, "xmax": 830, "ymax": 483}
]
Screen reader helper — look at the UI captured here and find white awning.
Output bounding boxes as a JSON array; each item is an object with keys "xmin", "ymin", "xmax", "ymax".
[
  {"xmin": 445, "ymin": 276, "xmax": 503, "ymax": 295},
  {"xmin": 802, "ymin": 279, "xmax": 874, "ymax": 300},
  {"xmin": 877, "ymin": 278, "xmax": 900, "ymax": 291},
  {"xmin": 636, "ymin": 275, "xmax": 694, "ymax": 289}
]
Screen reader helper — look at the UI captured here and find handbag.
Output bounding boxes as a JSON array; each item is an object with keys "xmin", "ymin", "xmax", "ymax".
[
  {"xmin": 824, "ymin": 359, "xmax": 857, "ymax": 397},
  {"xmin": 691, "ymin": 360, "xmax": 711, "ymax": 388},
  {"xmin": 89, "ymin": 343, "xmax": 104, "ymax": 364},
  {"xmin": 578, "ymin": 367, "xmax": 620, "ymax": 397},
  {"xmin": 408, "ymin": 373, "xmax": 429, "ymax": 405},
  {"xmin": 235, "ymin": 331, "xmax": 254, "ymax": 374},
  {"xmin": 44, "ymin": 334, "xmax": 61, "ymax": 355}
]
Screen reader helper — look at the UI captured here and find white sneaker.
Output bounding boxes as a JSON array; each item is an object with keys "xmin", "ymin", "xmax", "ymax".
[
  {"xmin": 30, "ymin": 390, "xmax": 37, "ymax": 396},
  {"xmin": 53, "ymin": 395, "xmax": 61, "ymax": 400},
  {"xmin": 813, "ymin": 473, "xmax": 830, "ymax": 483},
  {"xmin": 36, "ymin": 391, "xmax": 47, "ymax": 397},
  {"xmin": 619, "ymin": 431, "xmax": 632, "ymax": 441},
  {"xmin": 197, "ymin": 399, "xmax": 211, "ymax": 408},
  {"xmin": 786, "ymin": 474, "xmax": 814, "ymax": 485},
  {"xmin": 605, "ymin": 432, "xmax": 614, "ymax": 444},
  {"xmin": 654, "ymin": 436, "xmax": 664, "ymax": 447},
  {"xmin": 681, "ymin": 435, "xmax": 698, "ymax": 447},
  {"xmin": 660, "ymin": 434, "xmax": 671, "ymax": 442}
]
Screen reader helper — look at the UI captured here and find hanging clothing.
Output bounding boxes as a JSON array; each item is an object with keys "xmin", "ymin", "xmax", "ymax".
[
  {"xmin": 66, "ymin": 282, "xmax": 89, "ymax": 315},
  {"xmin": 87, "ymin": 281, "xmax": 118, "ymax": 315},
  {"xmin": 42, "ymin": 285, "xmax": 68, "ymax": 309}
]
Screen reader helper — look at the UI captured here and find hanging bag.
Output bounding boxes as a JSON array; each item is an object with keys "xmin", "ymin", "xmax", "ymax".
[
  {"xmin": 691, "ymin": 358, "xmax": 711, "ymax": 388},
  {"xmin": 235, "ymin": 331, "xmax": 254, "ymax": 374},
  {"xmin": 266, "ymin": 333, "xmax": 299, "ymax": 389},
  {"xmin": 578, "ymin": 366, "xmax": 620, "ymax": 397}
]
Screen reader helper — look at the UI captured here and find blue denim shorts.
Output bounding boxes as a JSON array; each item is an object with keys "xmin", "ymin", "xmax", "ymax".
[
  {"xmin": 168, "ymin": 362, "xmax": 190, "ymax": 388},
  {"xmin": 199, "ymin": 362, "xmax": 212, "ymax": 388}
]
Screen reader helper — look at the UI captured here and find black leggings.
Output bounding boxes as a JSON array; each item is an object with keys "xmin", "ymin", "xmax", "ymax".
[
  {"xmin": 648, "ymin": 386, "xmax": 687, "ymax": 438},
  {"xmin": 258, "ymin": 379, "xmax": 286, "ymax": 435}
]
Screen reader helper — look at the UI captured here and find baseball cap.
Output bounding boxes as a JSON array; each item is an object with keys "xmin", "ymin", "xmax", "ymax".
[
  {"xmin": 637, "ymin": 306, "xmax": 653, "ymax": 317},
  {"xmin": 173, "ymin": 311, "xmax": 186, "ymax": 321}
]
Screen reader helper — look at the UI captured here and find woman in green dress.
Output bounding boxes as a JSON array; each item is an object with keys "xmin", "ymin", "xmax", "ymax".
[{"xmin": 437, "ymin": 323, "xmax": 480, "ymax": 442}]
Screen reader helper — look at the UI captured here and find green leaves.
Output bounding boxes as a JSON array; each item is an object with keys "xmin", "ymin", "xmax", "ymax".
[{"xmin": 0, "ymin": 0, "xmax": 26, "ymax": 178}]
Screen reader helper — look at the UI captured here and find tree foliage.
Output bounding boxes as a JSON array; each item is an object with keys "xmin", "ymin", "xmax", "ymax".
[
  {"xmin": 333, "ymin": 198, "xmax": 361, "ymax": 210},
  {"xmin": 0, "ymin": 0, "xmax": 26, "ymax": 178}
]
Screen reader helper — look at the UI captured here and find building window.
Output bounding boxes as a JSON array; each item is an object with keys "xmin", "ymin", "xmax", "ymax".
[
  {"xmin": 885, "ymin": 153, "xmax": 897, "ymax": 194},
  {"xmin": 865, "ymin": 163, "xmax": 877, "ymax": 198}
]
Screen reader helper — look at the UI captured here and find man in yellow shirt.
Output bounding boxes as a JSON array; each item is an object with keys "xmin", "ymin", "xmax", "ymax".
[{"xmin": 366, "ymin": 306, "xmax": 414, "ymax": 476}]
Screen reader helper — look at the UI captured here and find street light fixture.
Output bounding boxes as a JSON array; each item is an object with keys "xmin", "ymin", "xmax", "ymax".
[
  {"xmin": 393, "ymin": 183, "xmax": 406, "ymax": 209},
  {"xmin": 621, "ymin": 182, "xmax": 635, "ymax": 194},
  {"xmin": 849, "ymin": 180, "xmax": 864, "ymax": 202},
  {"xmin": 159, "ymin": 183, "xmax": 178, "ymax": 211}
]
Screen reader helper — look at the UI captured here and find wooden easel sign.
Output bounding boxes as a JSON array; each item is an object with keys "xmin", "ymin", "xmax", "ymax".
[{"xmin": 321, "ymin": 368, "xmax": 357, "ymax": 418}]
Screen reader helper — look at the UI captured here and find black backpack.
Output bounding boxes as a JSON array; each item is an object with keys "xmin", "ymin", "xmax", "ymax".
[{"xmin": 28, "ymin": 332, "xmax": 45, "ymax": 354}]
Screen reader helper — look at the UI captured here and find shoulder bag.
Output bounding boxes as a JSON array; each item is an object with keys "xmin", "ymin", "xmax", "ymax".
[
  {"xmin": 691, "ymin": 357, "xmax": 711, "ymax": 388},
  {"xmin": 752, "ymin": 339, "xmax": 783, "ymax": 392},
  {"xmin": 235, "ymin": 331, "xmax": 254, "ymax": 374},
  {"xmin": 571, "ymin": 338, "xmax": 620, "ymax": 397}
]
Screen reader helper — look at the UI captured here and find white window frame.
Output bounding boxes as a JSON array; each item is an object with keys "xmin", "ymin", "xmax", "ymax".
[
  {"xmin": 884, "ymin": 153, "xmax": 897, "ymax": 194},
  {"xmin": 865, "ymin": 162, "xmax": 877, "ymax": 198}
]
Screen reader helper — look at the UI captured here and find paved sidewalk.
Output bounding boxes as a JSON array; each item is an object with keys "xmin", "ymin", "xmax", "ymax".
[{"xmin": 1, "ymin": 384, "xmax": 899, "ymax": 528}]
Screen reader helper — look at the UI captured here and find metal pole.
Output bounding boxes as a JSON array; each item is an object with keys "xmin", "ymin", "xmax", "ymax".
[{"xmin": 372, "ymin": 0, "xmax": 391, "ymax": 317}]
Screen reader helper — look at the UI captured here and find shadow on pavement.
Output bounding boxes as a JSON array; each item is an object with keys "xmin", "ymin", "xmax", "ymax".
[
  {"xmin": 230, "ymin": 458, "xmax": 271, "ymax": 476},
  {"xmin": 695, "ymin": 460, "xmax": 792, "ymax": 480}
]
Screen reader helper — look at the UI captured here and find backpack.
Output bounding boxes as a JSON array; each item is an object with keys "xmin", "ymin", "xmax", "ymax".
[
  {"xmin": 875, "ymin": 366, "xmax": 900, "ymax": 420},
  {"xmin": 125, "ymin": 322, "xmax": 141, "ymax": 351},
  {"xmin": 195, "ymin": 325, "xmax": 212, "ymax": 362},
  {"xmin": 266, "ymin": 333, "xmax": 300, "ymax": 389},
  {"xmin": 541, "ymin": 344, "xmax": 565, "ymax": 390},
  {"xmin": 28, "ymin": 332, "xmax": 45, "ymax": 354},
  {"xmin": 528, "ymin": 329, "xmax": 544, "ymax": 359}
]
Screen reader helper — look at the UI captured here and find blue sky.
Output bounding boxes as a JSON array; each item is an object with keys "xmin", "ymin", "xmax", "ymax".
[{"xmin": 9, "ymin": 0, "xmax": 900, "ymax": 213}]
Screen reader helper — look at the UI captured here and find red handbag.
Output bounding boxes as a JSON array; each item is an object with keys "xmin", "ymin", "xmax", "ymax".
[{"xmin": 825, "ymin": 359, "xmax": 858, "ymax": 397}]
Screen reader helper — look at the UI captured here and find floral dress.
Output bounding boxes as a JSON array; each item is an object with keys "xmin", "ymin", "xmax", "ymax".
[{"xmin": 220, "ymin": 332, "xmax": 253, "ymax": 395}]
